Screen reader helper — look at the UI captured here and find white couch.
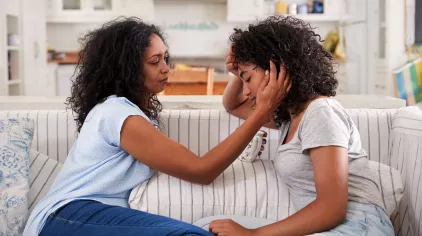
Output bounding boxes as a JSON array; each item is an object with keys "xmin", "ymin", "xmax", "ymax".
[{"xmin": 1, "ymin": 96, "xmax": 421, "ymax": 236}]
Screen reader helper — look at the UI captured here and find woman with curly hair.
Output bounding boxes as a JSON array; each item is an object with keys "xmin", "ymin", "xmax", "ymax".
[
  {"xmin": 23, "ymin": 18, "xmax": 290, "ymax": 236},
  {"xmin": 209, "ymin": 16, "xmax": 394, "ymax": 236}
]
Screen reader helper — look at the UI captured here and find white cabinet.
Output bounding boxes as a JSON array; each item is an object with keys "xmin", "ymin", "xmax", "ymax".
[
  {"xmin": 57, "ymin": 65, "xmax": 77, "ymax": 97},
  {"xmin": 0, "ymin": 0, "xmax": 49, "ymax": 96},
  {"xmin": 21, "ymin": 0, "xmax": 48, "ymax": 96},
  {"xmin": 0, "ymin": 0, "xmax": 23, "ymax": 96},
  {"xmin": 46, "ymin": 0, "xmax": 154, "ymax": 23},
  {"xmin": 45, "ymin": 63, "xmax": 58, "ymax": 96},
  {"xmin": 227, "ymin": 0, "xmax": 264, "ymax": 22}
]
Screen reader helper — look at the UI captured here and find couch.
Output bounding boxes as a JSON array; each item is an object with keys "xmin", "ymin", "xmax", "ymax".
[{"xmin": 1, "ymin": 97, "xmax": 421, "ymax": 236}]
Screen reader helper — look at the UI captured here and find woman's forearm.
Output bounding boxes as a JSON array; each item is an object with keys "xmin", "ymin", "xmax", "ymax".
[
  {"xmin": 199, "ymin": 110, "xmax": 268, "ymax": 184},
  {"xmin": 254, "ymin": 199, "xmax": 347, "ymax": 236}
]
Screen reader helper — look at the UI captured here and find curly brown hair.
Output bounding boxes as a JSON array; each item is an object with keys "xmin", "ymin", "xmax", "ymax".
[
  {"xmin": 230, "ymin": 16, "xmax": 338, "ymax": 126},
  {"xmin": 66, "ymin": 17, "xmax": 167, "ymax": 132}
]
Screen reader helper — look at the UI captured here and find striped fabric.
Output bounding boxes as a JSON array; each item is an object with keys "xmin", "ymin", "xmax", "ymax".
[
  {"xmin": 29, "ymin": 149, "xmax": 63, "ymax": 212},
  {"xmin": 0, "ymin": 109, "xmax": 400, "ymax": 163},
  {"xmin": 0, "ymin": 107, "xmax": 419, "ymax": 234},
  {"xmin": 129, "ymin": 159, "xmax": 293, "ymax": 224},
  {"xmin": 389, "ymin": 107, "xmax": 422, "ymax": 236},
  {"xmin": 157, "ymin": 110, "xmax": 280, "ymax": 160}
]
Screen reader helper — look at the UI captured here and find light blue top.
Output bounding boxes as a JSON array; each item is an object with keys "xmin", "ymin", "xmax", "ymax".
[{"xmin": 24, "ymin": 96, "xmax": 156, "ymax": 235}]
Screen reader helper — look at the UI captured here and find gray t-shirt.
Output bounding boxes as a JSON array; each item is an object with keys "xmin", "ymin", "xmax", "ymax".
[{"xmin": 275, "ymin": 98, "xmax": 384, "ymax": 211}]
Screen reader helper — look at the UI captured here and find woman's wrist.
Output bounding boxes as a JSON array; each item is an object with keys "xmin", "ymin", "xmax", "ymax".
[{"xmin": 249, "ymin": 108, "xmax": 271, "ymax": 126}]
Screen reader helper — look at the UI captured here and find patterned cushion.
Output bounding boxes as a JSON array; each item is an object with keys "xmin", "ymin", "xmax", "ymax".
[
  {"xmin": 129, "ymin": 159, "xmax": 293, "ymax": 224},
  {"xmin": 0, "ymin": 119, "xmax": 34, "ymax": 235},
  {"xmin": 28, "ymin": 149, "xmax": 63, "ymax": 213}
]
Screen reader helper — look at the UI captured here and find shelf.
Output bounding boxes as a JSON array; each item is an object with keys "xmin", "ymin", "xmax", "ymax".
[
  {"xmin": 8, "ymin": 80, "xmax": 22, "ymax": 85},
  {"xmin": 6, "ymin": 13, "xmax": 19, "ymax": 18},
  {"xmin": 7, "ymin": 46, "xmax": 20, "ymax": 51},
  {"xmin": 280, "ymin": 14, "xmax": 352, "ymax": 22},
  {"xmin": 155, "ymin": 0, "xmax": 226, "ymax": 3},
  {"xmin": 46, "ymin": 15, "xmax": 118, "ymax": 23},
  {"xmin": 229, "ymin": 14, "xmax": 352, "ymax": 23},
  {"xmin": 6, "ymin": 4, "xmax": 20, "ymax": 17}
]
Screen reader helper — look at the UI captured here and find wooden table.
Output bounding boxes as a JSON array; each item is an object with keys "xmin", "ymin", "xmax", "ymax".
[{"xmin": 163, "ymin": 81, "xmax": 228, "ymax": 95}]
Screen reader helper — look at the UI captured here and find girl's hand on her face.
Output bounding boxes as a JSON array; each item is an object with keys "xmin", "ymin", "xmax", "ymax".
[{"xmin": 226, "ymin": 43, "xmax": 239, "ymax": 77}]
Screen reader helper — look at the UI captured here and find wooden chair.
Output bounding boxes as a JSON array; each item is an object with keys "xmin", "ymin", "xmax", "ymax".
[{"xmin": 160, "ymin": 65, "xmax": 214, "ymax": 95}]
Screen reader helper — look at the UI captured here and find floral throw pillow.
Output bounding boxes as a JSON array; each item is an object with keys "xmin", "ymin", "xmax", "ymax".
[{"xmin": 0, "ymin": 119, "xmax": 34, "ymax": 236}]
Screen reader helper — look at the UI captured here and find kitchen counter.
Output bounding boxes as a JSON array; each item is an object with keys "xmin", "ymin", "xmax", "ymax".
[{"xmin": 48, "ymin": 51, "xmax": 79, "ymax": 64}]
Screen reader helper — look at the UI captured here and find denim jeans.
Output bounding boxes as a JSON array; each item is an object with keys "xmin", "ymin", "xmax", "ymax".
[
  {"xmin": 40, "ymin": 200, "xmax": 213, "ymax": 236},
  {"xmin": 310, "ymin": 202, "xmax": 395, "ymax": 236},
  {"xmin": 193, "ymin": 202, "xmax": 395, "ymax": 236}
]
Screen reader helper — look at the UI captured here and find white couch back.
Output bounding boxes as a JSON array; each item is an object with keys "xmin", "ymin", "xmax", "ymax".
[
  {"xmin": 0, "ymin": 109, "xmax": 397, "ymax": 165},
  {"xmin": 2, "ymin": 107, "xmax": 422, "ymax": 236}
]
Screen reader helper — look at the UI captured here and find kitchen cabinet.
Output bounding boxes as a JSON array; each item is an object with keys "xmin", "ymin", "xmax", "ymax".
[
  {"xmin": 227, "ymin": 0, "xmax": 264, "ymax": 22},
  {"xmin": 46, "ymin": 0, "xmax": 154, "ymax": 23},
  {"xmin": 44, "ymin": 63, "xmax": 58, "ymax": 96},
  {"xmin": 21, "ymin": 0, "xmax": 48, "ymax": 96},
  {"xmin": 0, "ymin": 0, "xmax": 48, "ymax": 96},
  {"xmin": 0, "ymin": 0, "xmax": 23, "ymax": 96},
  {"xmin": 57, "ymin": 64, "xmax": 77, "ymax": 97}
]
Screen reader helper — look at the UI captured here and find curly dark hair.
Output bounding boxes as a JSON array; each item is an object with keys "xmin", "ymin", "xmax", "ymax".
[
  {"xmin": 67, "ymin": 17, "xmax": 167, "ymax": 132},
  {"xmin": 230, "ymin": 16, "xmax": 338, "ymax": 126}
]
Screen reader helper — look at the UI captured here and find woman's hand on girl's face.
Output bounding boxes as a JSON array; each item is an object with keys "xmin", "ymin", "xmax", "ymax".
[{"xmin": 255, "ymin": 61, "xmax": 291, "ymax": 116}]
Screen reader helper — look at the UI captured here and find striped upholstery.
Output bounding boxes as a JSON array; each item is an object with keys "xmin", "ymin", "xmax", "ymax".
[
  {"xmin": 389, "ymin": 107, "xmax": 422, "ymax": 236},
  {"xmin": 0, "ymin": 109, "xmax": 399, "ymax": 163},
  {"xmin": 129, "ymin": 159, "xmax": 293, "ymax": 224},
  {"xmin": 0, "ymin": 107, "xmax": 420, "ymax": 235},
  {"xmin": 29, "ymin": 149, "xmax": 63, "ymax": 212}
]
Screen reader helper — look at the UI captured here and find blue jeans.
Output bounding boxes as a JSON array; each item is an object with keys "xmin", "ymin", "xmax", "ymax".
[
  {"xmin": 40, "ymin": 200, "xmax": 213, "ymax": 236},
  {"xmin": 312, "ymin": 202, "xmax": 395, "ymax": 236},
  {"xmin": 193, "ymin": 202, "xmax": 395, "ymax": 236}
]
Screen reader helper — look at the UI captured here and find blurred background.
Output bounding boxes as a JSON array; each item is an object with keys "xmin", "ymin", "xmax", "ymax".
[{"xmin": 0, "ymin": 0, "xmax": 421, "ymax": 108}]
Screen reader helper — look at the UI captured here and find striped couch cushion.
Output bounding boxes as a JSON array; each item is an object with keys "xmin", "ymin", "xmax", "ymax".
[
  {"xmin": 389, "ymin": 107, "xmax": 422, "ymax": 236},
  {"xmin": 29, "ymin": 149, "xmax": 62, "ymax": 212},
  {"xmin": 129, "ymin": 159, "xmax": 293, "ymax": 224},
  {"xmin": 0, "ymin": 108, "xmax": 400, "ymax": 164}
]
